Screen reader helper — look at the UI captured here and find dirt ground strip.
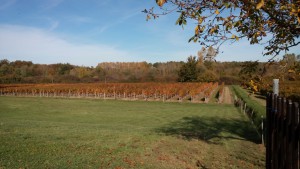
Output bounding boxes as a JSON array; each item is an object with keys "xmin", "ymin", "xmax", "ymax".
[{"xmin": 222, "ymin": 86, "xmax": 233, "ymax": 104}]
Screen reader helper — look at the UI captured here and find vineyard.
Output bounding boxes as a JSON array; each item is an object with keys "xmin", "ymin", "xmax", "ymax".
[{"xmin": 0, "ymin": 82, "xmax": 218, "ymax": 103}]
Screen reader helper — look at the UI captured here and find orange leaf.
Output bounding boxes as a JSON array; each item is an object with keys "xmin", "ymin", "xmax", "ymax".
[
  {"xmin": 156, "ymin": 0, "xmax": 167, "ymax": 7},
  {"xmin": 256, "ymin": 0, "xmax": 264, "ymax": 9},
  {"xmin": 195, "ymin": 25, "xmax": 199, "ymax": 35}
]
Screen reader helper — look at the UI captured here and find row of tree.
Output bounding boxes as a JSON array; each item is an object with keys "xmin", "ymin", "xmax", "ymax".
[
  {"xmin": 0, "ymin": 58, "xmax": 241, "ymax": 84},
  {"xmin": 1, "ymin": 53, "xmax": 299, "ymax": 84},
  {"xmin": 0, "ymin": 60, "xmax": 184, "ymax": 83}
]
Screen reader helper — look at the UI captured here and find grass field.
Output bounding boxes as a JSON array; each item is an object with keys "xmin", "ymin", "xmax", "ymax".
[{"xmin": 0, "ymin": 96, "xmax": 265, "ymax": 169}]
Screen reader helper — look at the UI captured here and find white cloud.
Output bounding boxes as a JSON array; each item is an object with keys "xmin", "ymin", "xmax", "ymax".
[{"xmin": 0, "ymin": 24, "xmax": 131, "ymax": 66}]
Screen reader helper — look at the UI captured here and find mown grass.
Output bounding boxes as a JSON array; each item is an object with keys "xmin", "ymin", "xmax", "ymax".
[{"xmin": 0, "ymin": 96, "xmax": 265, "ymax": 169}]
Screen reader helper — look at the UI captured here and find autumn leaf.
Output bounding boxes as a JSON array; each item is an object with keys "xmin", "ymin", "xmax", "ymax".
[
  {"xmin": 156, "ymin": 0, "xmax": 167, "ymax": 7},
  {"xmin": 193, "ymin": 37, "xmax": 198, "ymax": 43},
  {"xmin": 231, "ymin": 34, "xmax": 236, "ymax": 39},
  {"xmin": 230, "ymin": 34, "xmax": 239, "ymax": 41},
  {"xmin": 256, "ymin": 0, "xmax": 264, "ymax": 9},
  {"xmin": 198, "ymin": 17, "xmax": 203, "ymax": 24},
  {"xmin": 288, "ymin": 67, "xmax": 296, "ymax": 73},
  {"xmin": 215, "ymin": 9, "xmax": 220, "ymax": 15},
  {"xmin": 195, "ymin": 25, "xmax": 199, "ymax": 35}
]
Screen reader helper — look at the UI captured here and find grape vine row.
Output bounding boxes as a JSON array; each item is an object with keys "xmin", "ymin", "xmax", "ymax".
[{"xmin": 0, "ymin": 82, "xmax": 218, "ymax": 103}]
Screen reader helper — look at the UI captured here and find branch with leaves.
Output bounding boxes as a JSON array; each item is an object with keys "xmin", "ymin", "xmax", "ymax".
[{"xmin": 144, "ymin": 0, "xmax": 300, "ymax": 57}]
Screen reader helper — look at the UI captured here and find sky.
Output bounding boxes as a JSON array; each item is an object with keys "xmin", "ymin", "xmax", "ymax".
[{"xmin": 0, "ymin": 0, "xmax": 299, "ymax": 67}]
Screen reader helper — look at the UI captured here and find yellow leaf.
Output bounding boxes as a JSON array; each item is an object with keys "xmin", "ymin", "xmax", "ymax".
[
  {"xmin": 198, "ymin": 18, "xmax": 203, "ymax": 24},
  {"xmin": 253, "ymin": 85, "xmax": 258, "ymax": 92},
  {"xmin": 215, "ymin": 10, "xmax": 220, "ymax": 15},
  {"xmin": 231, "ymin": 34, "xmax": 236, "ymax": 39},
  {"xmin": 195, "ymin": 25, "xmax": 199, "ymax": 35},
  {"xmin": 256, "ymin": 0, "xmax": 264, "ymax": 9},
  {"xmin": 280, "ymin": 5, "xmax": 286, "ymax": 10},
  {"xmin": 209, "ymin": 28, "xmax": 215, "ymax": 34},
  {"xmin": 156, "ymin": 0, "xmax": 167, "ymax": 7},
  {"xmin": 235, "ymin": 36, "xmax": 239, "ymax": 41}
]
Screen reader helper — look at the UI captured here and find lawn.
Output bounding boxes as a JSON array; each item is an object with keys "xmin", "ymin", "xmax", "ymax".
[{"xmin": 0, "ymin": 96, "xmax": 265, "ymax": 169}]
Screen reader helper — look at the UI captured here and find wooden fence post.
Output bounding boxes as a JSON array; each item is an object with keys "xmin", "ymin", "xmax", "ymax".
[
  {"xmin": 282, "ymin": 98, "xmax": 287, "ymax": 169},
  {"xmin": 286, "ymin": 100, "xmax": 293, "ymax": 169},
  {"xmin": 266, "ymin": 93, "xmax": 272, "ymax": 169},
  {"xmin": 272, "ymin": 94, "xmax": 277, "ymax": 169},
  {"xmin": 277, "ymin": 97, "xmax": 283, "ymax": 169},
  {"xmin": 292, "ymin": 102, "xmax": 299, "ymax": 169}
]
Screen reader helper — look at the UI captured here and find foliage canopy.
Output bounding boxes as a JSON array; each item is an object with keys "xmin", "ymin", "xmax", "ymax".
[{"xmin": 145, "ymin": 0, "xmax": 300, "ymax": 58}]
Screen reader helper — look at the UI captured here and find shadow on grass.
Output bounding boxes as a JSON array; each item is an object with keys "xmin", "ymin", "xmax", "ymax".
[{"xmin": 156, "ymin": 116, "xmax": 260, "ymax": 144}]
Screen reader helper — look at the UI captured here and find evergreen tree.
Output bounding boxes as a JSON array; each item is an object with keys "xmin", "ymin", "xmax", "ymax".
[{"xmin": 178, "ymin": 56, "xmax": 198, "ymax": 82}]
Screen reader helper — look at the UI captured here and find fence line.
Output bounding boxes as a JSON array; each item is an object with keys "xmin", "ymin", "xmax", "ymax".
[
  {"xmin": 233, "ymin": 96, "xmax": 265, "ymax": 144},
  {"xmin": 266, "ymin": 93, "xmax": 299, "ymax": 169},
  {"xmin": 0, "ymin": 90, "xmax": 211, "ymax": 103}
]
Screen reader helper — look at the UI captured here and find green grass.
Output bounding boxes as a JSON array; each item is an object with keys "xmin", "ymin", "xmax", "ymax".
[
  {"xmin": 230, "ymin": 85, "xmax": 266, "ymax": 131},
  {"xmin": 0, "ymin": 96, "xmax": 265, "ymax": 169}
]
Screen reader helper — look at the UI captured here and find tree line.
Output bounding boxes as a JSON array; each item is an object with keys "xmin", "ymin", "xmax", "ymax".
[
  {"xmin": 0, "ymin": 60, "xmax": 182, "ymax": 83},
  {"xmin": 1, "ymin": 53, "xmax": 299, "ymax": 85},
  {"xmin": 0, "ymin": 59, "xmax": 239, "ymax": 84}
]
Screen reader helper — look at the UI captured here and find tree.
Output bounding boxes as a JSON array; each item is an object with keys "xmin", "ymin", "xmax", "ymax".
[
  {"xmin": 178, "ymin": 56, "xmax": 199, "ymax": 82},
  {"xmin": 197, "ymin": 46, "xmax": 217, "ymax": 62},
  {"xmin": 197, "ymin": 70, "xmax": 218, "ymax": 82},
  {"xmin": 57, "ymin": 63, "xmax": 74, "ymax": 75},
  {"xmin": 145, "ymin": 0, "xmax": 300, "ymax": 58},
  {"xmin": 239, "ymin": 61, "xmax": 259, "ymax": 81}
]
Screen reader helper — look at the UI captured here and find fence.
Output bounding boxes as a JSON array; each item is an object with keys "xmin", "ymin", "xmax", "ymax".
[{"xmin": 266, "ymin": 93, "xmax": 299, "ymax": 169}]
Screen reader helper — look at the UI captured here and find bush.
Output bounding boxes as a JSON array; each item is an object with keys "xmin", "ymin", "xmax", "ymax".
[{"xmin": 231, "ymin": 85, "xmax": 266, "ymax": 133}]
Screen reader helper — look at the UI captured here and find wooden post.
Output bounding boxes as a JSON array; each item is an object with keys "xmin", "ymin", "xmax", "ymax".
[
  {"xmin": 292, "ymin": 102, "xmax": 299, "ymax": 169},
  {"xmin": 282, "ymin": 98, "xmax": 287, "ymax": 169},
  {"xmin": 271, "ymin": 94, "xmax": 277, "ymax": 169},
  {"xmin": 286, "ymin": 100, "xmax": 293, "ymax": 169}
]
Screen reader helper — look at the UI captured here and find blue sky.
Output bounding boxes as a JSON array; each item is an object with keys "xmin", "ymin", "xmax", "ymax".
[{"xmin": 0, "ymin": 0, "xmax": 299, "ymax": 67}]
